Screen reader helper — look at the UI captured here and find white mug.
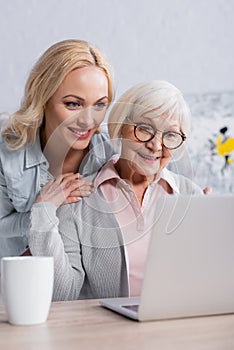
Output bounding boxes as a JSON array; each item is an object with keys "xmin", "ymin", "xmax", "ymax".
[{"xmin": 1, "ymin": 256, "xmax": 54, "ymax": 326}]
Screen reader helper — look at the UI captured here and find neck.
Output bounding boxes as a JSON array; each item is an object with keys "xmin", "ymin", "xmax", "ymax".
[
  {"xmin": 61, "ymin": 148, "xmax": 88, "ymax": 175},
  {"xmin": 114, "ymin": 158, "xmax": 155, "ymax": 205},
  {"xmin": 40, "ymin": 127, "xmax": 88, "ymax": 176},
  {"xmin": 115, "ymin": 158, "xmax": 155, "ymax": 185}
]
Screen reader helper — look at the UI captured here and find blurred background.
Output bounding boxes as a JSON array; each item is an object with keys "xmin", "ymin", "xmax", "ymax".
[
  {"xmin": 0, "ymin": 0, "xmax": 233, "ymax": 113},
  {"xmin": 0, "ymin": 0, "xmax": 233, "ymax": 192}
]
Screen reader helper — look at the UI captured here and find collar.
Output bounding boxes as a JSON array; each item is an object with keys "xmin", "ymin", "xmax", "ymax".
[
  {"xmin": 95, "ymin": 157, "xmax": 180, "ymax": 194},
  {"xmin": 88, "ymin": 133, "xmax": 106, "ymax": 159},
  {"xmin": 25, "ymin": 132, "xmax": 109, "ymax": 170},
  {"xmin": 25, "ymin": 132, "xmax": 47, "ymax": 168},
  {"xmin": 94, "ymin": 155, "xmax": 120, "ymax": 187},
  {"xmin": 159, "ymin": 167, "xmax": 180, "ymax": 194}
]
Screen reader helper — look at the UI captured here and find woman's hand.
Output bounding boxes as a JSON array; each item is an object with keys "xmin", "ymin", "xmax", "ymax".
[
  {"xmin": 35, "ymin": 173, "xmax": 94, "ymax": 207},
  {"xmin": 203, "ymin": 187, "xmax": 212, "ymax": 195}
]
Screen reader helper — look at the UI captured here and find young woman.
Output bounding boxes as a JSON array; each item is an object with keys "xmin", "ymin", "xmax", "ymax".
[{"xmin": 0, "ymin": 39, "xmax": 115, "ymax": 259}]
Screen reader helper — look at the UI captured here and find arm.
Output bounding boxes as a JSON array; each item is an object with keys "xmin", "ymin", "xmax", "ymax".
[
  {"xmin": 0, "ymin": 162, "xmax": 30, "ymax": 238},
  {"xmin": 29, "ymin": 201, "xmax": 85, "ymax": 301},
  {"xmin": 28, "ymin": 171, "xmax": 96, "ymax": 299},
  {"xmin": 0, "ymin": 168, "xmax": 93, "ymax": 239},
  {"xmin": 0, "ymin": 116, "xmax": 31, "ymax": 239}
]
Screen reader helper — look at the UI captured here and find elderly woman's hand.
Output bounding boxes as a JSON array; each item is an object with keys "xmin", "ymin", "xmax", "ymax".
[
  {"xmin": 203, "ymin": 187, "xmax": 212, "ymax": 195},
  {"xmin": 35, "ymin": 173, "xmax": 94, "ymax": 208}
]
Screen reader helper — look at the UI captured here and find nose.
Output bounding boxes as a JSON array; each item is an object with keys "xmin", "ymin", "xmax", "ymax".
[
  {"xmin": 75, "ymin": 108, "xmax": 94, "ymax": 128},
  {"xmin": 145, "ymin": 134, "xmax": 163, "ymax": 151}
]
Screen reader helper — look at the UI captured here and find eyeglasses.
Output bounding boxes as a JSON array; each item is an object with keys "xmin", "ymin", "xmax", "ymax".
[{"xmin": 132, "ymin": 123, "xmax": 186, "ymax": 150}]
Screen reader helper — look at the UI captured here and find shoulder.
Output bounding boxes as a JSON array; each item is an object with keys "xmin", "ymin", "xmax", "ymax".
[
  {"xmin": 165, "ymin": 169, "xmax": 203, "ymax": 195},
  {"xmin": 90, "ymin": 132, "xmax": 115, "ymax": 158},
  {"xmin": 0, "ymin": 128, "xmax": 26, "ymax": 166},
  {"xmin": 0, "ymin": 113, "xmax": 10, "ymax": 144},
  {"xmin": 0, "ymin": 114, "xmax": 19, "ymax": 153},
  {"xmin": 90, "ymin": 131, "xmax": 110, "ymax": 145},
  {"xmin": 79, "ymin": 132, "xmax": 117, "ymax": 177},
  {"xmin": 0, "ymin": 126, "xmax": 41, "ymax": 180}
]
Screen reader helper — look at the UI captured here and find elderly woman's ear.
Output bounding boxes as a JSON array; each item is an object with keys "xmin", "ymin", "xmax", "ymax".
[{"xmin": 118, "ymin": 123, "xmax": 126, "ymax": 138}]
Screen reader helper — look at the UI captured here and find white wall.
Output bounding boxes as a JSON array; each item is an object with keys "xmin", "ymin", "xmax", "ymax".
[{"xmin": 0, "ymin": 0, "xmax": 233, "ymax": 113}]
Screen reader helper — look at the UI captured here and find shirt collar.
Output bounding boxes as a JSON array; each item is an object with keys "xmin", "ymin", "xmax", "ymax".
[
  {"xmin": 95, "ymin": 158, "xmax": 180, "ymax": 194},
  {"xmin": 94, "ymin": 155, "xmax": 120, "ymax": 187},
  {"xmin": 88, "ymin": 133, "xmax": 106, "ymax": 159},
  {"xmin": 25, "ymin": 132, "xmax": 110, "ymax": 171},
  {"xmin": 25, "ymin": 132, "xmax": 47, "ymax": 168},
  {"xmin": 159, "ymin": 167, "xmax": 180, "ymax": 194}
]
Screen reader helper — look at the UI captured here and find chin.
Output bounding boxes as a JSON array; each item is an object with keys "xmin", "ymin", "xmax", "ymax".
[
  {"xmin": 70, "ymin": 138, "xmax": 92, "ymax": 151},
  {"xmin": 134, "ymin": 165, "xmax": 161, "ymax": 179},
  {"xmin": 140, "ymin": 161, "xmax": 161, "ymax": 176}
]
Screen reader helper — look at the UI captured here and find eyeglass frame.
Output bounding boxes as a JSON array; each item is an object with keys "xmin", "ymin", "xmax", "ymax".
[{"xmin": 129, "ymin": 121, "xmax": 187, "ymax": 150}]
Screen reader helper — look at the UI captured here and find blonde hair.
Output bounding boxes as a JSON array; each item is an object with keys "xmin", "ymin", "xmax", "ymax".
[
  {"xmin": 3, "ymin": 39, "xmax": 114, "ymax": 149},
  {"xmin": 108, "ymin": 80, "xmax": 191, "ymax": 157}
]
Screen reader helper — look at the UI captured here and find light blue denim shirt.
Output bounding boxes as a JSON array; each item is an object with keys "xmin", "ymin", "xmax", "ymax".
[{"xmin": 0, "ymin": 116, "xmax": 115, "ymax": 259}]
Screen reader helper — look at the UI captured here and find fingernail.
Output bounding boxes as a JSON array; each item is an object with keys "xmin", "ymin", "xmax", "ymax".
[{"xmin": 76, "ymin": 197, "xmax": 82, "ymax": 201}]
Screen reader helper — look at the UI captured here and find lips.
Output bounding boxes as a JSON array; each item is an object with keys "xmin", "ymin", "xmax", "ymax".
[
  {"xmin": 67, "ymin": 126, "xmax": 92, "ymax": 139},
  {"xmin": 137, "ymin": 152, "xmax": 160, "ymax": 161}
]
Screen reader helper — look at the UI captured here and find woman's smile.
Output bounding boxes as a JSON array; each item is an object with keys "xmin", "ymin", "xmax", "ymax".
[
  {"xmin": 136, "ymin": 151, "xmax": 160, "ymax": 163},
  {"xmin": 67, "ymin": 126, "xmax": 93, "ymax": 140}
]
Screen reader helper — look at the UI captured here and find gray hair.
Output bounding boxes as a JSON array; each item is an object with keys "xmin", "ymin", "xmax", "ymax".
[{"xmin": 108, "ymin": 80, "xmax": 191, "ymax": 159}]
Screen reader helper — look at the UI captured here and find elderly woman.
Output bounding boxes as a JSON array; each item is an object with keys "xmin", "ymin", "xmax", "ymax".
[{"xmin": 29, "ymin": 80, "xmax": 203, "ymax": 301}]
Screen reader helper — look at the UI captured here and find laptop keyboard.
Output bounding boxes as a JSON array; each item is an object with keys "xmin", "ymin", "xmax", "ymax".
[{"xmin": 122, "ymin": 304, "xmax": 139, "ymax": 312}]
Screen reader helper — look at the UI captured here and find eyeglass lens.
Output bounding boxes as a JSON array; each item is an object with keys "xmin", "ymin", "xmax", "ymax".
[{"xmin": 134, "ymin": 124, "xmax": 184, "ymax": 149}]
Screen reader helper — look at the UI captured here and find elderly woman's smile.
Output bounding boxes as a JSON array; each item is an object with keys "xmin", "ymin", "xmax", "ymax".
[{"xmin": 136, "ymin": 151, "xmax": 161, "ymax": 162}]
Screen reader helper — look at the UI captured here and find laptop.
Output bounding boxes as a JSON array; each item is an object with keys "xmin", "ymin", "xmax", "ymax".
[{"xmin": 100, "ymin": 194, "xmax": 234, "ymax": 321}]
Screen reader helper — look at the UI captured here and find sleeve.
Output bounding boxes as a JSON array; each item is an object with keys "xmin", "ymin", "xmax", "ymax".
[
  {"xmin": 28, "ymin": 202, "xmax": 85, "ymax": 301},
  {"xmin": 0, "ymin": 158, "xmax": 31, "ymax": 238}
]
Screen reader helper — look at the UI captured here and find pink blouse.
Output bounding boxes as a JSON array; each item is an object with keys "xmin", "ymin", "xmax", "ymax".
[{"xmin": 94, "ymin": 158, "xmax": 179, "ymax": 296}]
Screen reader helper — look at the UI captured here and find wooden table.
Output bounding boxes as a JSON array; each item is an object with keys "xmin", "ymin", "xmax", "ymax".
[{"xmin": 0, "ymin": 299, "xmax": 234, "ymax": 350}]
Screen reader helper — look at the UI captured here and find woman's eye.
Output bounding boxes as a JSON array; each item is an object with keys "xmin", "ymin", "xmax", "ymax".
[
  {"xmin": 138, "ymin": 124, "xmax": 154, "ymax": 134},
  {"xmin": 94, "ymin": 102, "xmax": 107, "ymax": 110},
  {"xmin": 64, "ymin": 101, "xmax": 81, "ymax": 109},
  {"xmin": 165, "ymin": 132, "xmax": 177, "ymax": 138}
]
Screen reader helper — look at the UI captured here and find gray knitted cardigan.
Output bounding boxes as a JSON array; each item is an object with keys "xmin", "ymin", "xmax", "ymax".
[{"xmin": 29, "ymin": 170, "xmax": 203, "ymax": 301}]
